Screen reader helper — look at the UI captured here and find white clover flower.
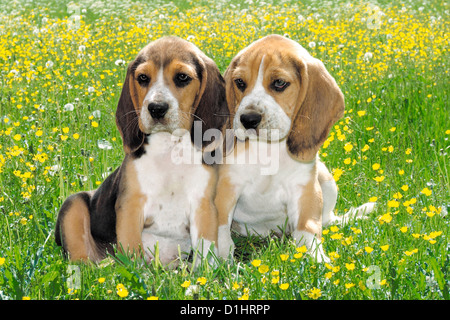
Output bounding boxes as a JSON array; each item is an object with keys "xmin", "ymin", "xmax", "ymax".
[
  {"xmin": 364, "ymin": 52, "xmax": 373, "ymax": 61},
  {"xmin": 92, "ymin": 110, "xmax": 101, "ymax": 118},
  {"xmin": 88, "ymin": 86, "xmax": 95, "ymax": 93},
  {"xmin": 97, "ymin": 139, "xmax": 112, "ymax": 150},
  {"xmin": 115, "ymin": 59, "xmax": 125, "ymax": 66},
  {"xmin": 48, "ymin": 165, "xmax": 61, "ymax": 176},
  {"xmin": 63, "ymin": 103, "xmax": 74, "ymax": 111},
  {"xmin": 308, "ymin": 41, "xmax": 316, "ymax": 48}
]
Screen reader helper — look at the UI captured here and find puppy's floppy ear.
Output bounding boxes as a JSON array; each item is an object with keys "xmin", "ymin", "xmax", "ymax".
[
  {"xmin": 190, "ymin": 54, "xmax": 228, "ymax": 149},
  {"xmin": 223, "ymin": 56, "xmax": 240, "ymax": 128},
  {"xmin": 115, "ymin": 60, "xmax": 145, "ymax": 154},
  {"xmin": 287, "ymin": 55, "xmax": 344, "ymax": 161}
]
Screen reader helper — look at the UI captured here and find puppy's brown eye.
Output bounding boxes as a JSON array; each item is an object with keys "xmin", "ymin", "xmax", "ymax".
[
  {"xmin": 174, "ymin": 73, "xmax": 192, "ymax": 87},
  {"xmin": 271, "ymin": 79, "xmax": 290, "ymax": 92},
  {"xmin": 137, "ymin": 74, "xmax": 150, "ymax": 85},
  {"xmin": 234, "ymin": 78, "xmax": 246, "ymax": 92}
]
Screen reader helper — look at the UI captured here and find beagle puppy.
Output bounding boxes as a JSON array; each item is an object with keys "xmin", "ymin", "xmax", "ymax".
[
  {"xmin": 216, "ymin": 35, "xmax": 374, "ymax": 262},
  {"xmin": 55, "ymin": 36, "xmax": 228, "ymax": 267}
]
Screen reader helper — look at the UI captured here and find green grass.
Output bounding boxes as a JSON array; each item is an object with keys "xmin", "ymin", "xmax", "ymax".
[{"xmin": 0, "ymin": 0, "xmax": 449, "ymax": 300}]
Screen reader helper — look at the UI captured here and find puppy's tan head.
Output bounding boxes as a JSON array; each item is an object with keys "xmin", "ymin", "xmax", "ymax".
[
  {"xmin": 116, "ymin": 36, "xmax": 227, "ymax": 154},
  {"xmin": 224, "ymin": 34, "xmax": 344, "ymax": 161}
]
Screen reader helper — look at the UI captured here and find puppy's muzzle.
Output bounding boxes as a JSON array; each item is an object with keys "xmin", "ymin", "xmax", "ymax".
[
  {"xmin": 148, "ymin": 102, "xmax": 169, "ymax": 119},
  {"xmin": 240, "ymin": 112, "xmax": 262, "ymax": 130}
]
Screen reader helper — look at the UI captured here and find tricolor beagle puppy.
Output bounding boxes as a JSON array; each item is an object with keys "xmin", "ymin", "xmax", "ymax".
[
  {"xmin": 55, "ymin": 36, "xmax": 228, "ymax": 267},
  {"xmin": 216, "ymin": 35, "xmax": 374, "ymax": 262}
]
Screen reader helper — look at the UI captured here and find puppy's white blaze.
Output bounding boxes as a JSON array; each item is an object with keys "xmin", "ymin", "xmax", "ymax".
[
  {"xmin": 237, "ymin": 56, "xmax": 270, "ymax": 113},
  {"xmin": 251, "ymin": 55, "xmax": 267, "ymax": 99},
  {"xmin": 144, "ymin": 67, "xmax": 168, "ymax": 103},
  {"xmin": 141, "ymin": 67, "xmax": 179, "ymax": 132}
]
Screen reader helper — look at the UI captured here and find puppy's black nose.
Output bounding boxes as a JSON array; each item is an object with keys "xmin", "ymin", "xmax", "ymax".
[
  {"xmin": 240, "ymin": 113, "xmax": 262, "ymax": 130},
  {"xmin": 148, "ymin": 102, "xmax": 169, "ymax": 119}
]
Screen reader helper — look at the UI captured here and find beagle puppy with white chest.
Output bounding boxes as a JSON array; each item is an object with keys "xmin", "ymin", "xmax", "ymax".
[
  {"xmin": 216, "ymin": 35, "xmax": 374, "ymax": 262},
  {"xmin": 55, "ymin": 36, "xmax": 228, "ymax": 267}
]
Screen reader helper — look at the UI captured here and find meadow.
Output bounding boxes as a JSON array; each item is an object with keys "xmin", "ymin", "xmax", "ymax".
[{"xmin": 0, "ymin": 0, "xmax": 448, "ymax": 300}]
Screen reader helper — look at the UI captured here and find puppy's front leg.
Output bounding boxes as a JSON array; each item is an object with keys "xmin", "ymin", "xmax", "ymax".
[
  {"xmin": 214, "ymin": 173, "xmax": 240, "ymax": 260},
  {"xmin": 115, "ymin": 161, "xmax": 146, "ymax": 258},
  {"xmin": 190, "ymin": 190, "xmax": 218, "ymax": 269},
  {"xmin": 290, "ymin": 177, "xmax": 330, "ymax": 263},
  {"xmin": 116, "ymin": 198, "xmax": 145, "ymax": 258}
]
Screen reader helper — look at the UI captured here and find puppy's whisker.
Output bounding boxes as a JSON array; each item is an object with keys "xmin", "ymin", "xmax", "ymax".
[
  {"xmin": 119, "ymin": 109, "xmax": 139, "ymax": 122},
  {"xmin": 213, "ymin": 112, "xmax": 232, "ymax": 117},
  {"xmin": 124, "ymin": 117, "xmax": 139, "ymax": 133},
  {"xmin": 179, "ymin": 110, "xmax": 206, "ymax": 125}
]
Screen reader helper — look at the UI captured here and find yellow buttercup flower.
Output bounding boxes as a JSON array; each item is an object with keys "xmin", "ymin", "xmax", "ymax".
[
  {"xmin": 330, "ymin": 226, "xmax": 339, "ymax": 233},
  {"xmin": 345, "ymin": 263, "xmax": 355, "ymax": 271},
  {"xmin": 197, "ymin": 277, "xmax": 207, "ymax": 285},
  {"xmin": 373, "ymin": 176, "xmax": 385, "ymax": 183},
  {"xmin": 365, "ymin": 246, "xmax": 374, "ymax": 254},
  {"xmin": 307, "ymin": 287, "xmax": 322, "ymax": 299},
  {"xmin": 279, "ymin": 283, "xmax": 289, "ymax": 290},
  {"xmin": 116, "ymin": 283, "xmax": 128, "ymax": 298},
  {"xmin": 357, "ymin": 110, "xmax": 366, "ymax": 117},
  {"xmin": 421, "ymin": 188, "xmax": 432, "ymax": 196},
  {"xmin": 279, "ymin": 254, "xmax": 289, "ymax": 261},
  {"xmin": 387, "ymin": 200, "xmax": 400, "ymax": 208},
  {"xmin": 239, "ymin": 293, "xmax": 249, "ymax": 300},
  {"xmin": 258, "ymin": 265, "xmax": 269, "ymax": 274},
  {"xmin": 404, "ymin": 248, "xmax": 419, "ymax": 256},
  {"xmin": 344, "ymin": 142, "xmax": 353, "ymax": 152},
  {"xmin": 378, "ymin": 212, "xmax": 392, "ymax": 224},
  {"xmin": 251, "ymin": 259, "xmax": 262, "ymax": 267},
  {"xmin": 345, "ymin": 283, "xmax": 355, "ymax": 289}
]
